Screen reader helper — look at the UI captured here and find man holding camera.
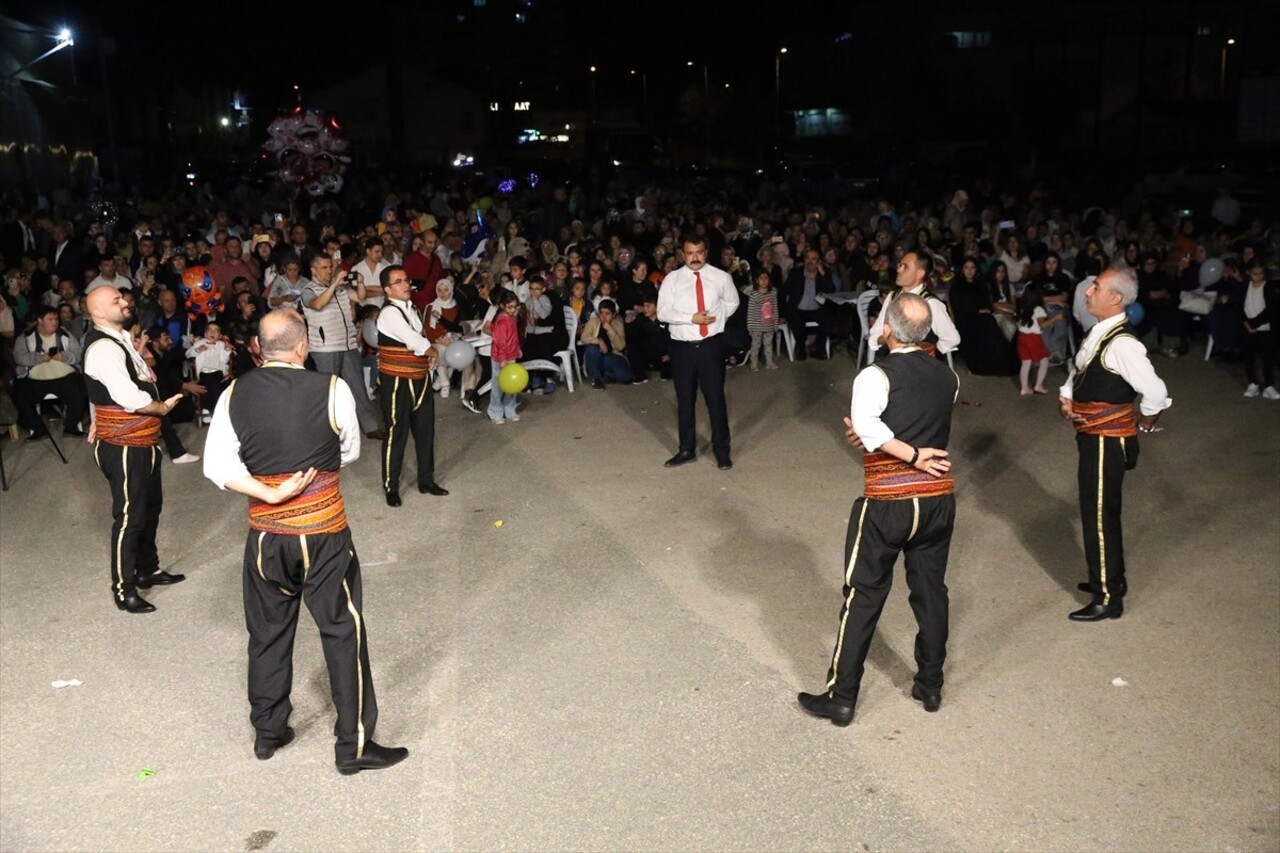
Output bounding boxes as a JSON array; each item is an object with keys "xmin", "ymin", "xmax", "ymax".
[
  {"xmin": 302, "ymin": 254, "xmax": 381, "ymax": 439},
  {"xmin": 12, "ymin": 306, "xmax": 88, "ymax": 438}
]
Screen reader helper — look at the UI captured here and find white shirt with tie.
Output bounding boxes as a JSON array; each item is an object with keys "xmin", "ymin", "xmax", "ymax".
[{"xmin": 657, "ymin": 264, "xmax": 740, "ymax": 342}]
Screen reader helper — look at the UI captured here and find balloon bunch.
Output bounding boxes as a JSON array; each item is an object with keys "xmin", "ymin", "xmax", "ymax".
[
  {"xmin": 263, "ymin": 105, "xmax": 351, "ymax": 197},
  {"xmin": 180, "ymin": 266, "xmax": 221, "ymax": 321}
]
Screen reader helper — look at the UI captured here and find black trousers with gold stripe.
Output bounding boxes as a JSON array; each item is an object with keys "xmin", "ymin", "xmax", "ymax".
[
  {"xmin": 242, "ymin": 527, "xmax": 378, "ymax": 762},
  {"xmin": 824, "ymin": 494, "xmax": 955, "ymax": 704},
  {"xmin": 94, "ymin": 442, "xmax": 163, "ymax": 602},
  {"xmin": 1076, "ymin": 433, "xmax": 1132, "ymax": 606},
  {"xmin": 378, "ymin": 373, "xmax": 434, "ymax": 495}
]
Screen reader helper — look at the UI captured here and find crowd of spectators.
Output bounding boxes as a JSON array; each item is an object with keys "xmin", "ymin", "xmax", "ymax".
[{"xmin": 2, "ymin": 170, "xmax": 1278, "ymax": 452}]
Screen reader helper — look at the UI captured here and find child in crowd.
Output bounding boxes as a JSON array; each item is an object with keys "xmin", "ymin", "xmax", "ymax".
[
  {"xmin": 357, "ymin": 304, "xmax": 380, "ymax": 401},
  {"xmin": 487, "ymin": 289, "xmax": 522, "ymax": 423},
  {"xmin": 1015, "ymin": 283, "xmax": 1061, "ymax": 396},
  {"xmin": 746, "ymin": 271, "xmax": 779, "ymax": 370},
  {"xmin": 591, "ymin": 278, "xmax": 616, "ymax": 310},
  {"xmin": 186, "ymin": 321, "xmax": 233, "ymax": 420}
]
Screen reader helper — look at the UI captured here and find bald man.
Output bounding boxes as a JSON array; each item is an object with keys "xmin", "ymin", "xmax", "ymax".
[
  {"xmin": 800, "ymin": 293, "xmax": 959, "ymax": 726},
  {"xmin": 203, "ymin": 309, "xmax": 408, "ymax": 775},
  {"xmin": 83, "ymin": 287, "xmax": 186, "ymax": 614}
]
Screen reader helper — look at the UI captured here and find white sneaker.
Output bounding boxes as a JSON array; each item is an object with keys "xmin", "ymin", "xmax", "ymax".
[
  {"xmin": 492, "ymin": 418, "xmax": 506, "ymax": 425},
  {"xmin": 201, "ymin": 413, "xmax": 213, "ymax": 424},
  {"xmin": 509, "ymin": 414, "xmax": 521, "ymax": 422},
  {"xmin": 1263, "ymin": 386, "xmax": 1280, "ymax": 400},
  {"xmin": 172, "ymin": 453, "xmax": 201, "ymax": 464},
  {"xmin": 1244, "ymin": 384, "xmax": 1260, "ymax": 398},
  {"xmin": 440, "ymin": 385, "xmax": 450, "ymax": 398}
]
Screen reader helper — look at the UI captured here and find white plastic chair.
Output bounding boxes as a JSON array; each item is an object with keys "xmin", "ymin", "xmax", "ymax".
[
  {"xmin": 855, "ymin": 290, "xmax": 880, "ymax": 368},
  {"xmin": 780, "ymin": 321, "xmax": 830, "ymax": 361},
  {"xmin": 1204, "ymin": 334, "xmax": 1215, "ymax": 362},
  {"xmin": 521, "ymin": 305, "xmax": 580, "ymax": 392}
]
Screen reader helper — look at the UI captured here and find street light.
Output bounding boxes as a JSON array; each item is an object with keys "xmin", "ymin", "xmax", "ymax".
[
  {"xmin": 589, "ymin": 65, "xmax": 597, "ymax": 116},
  {"xmin": 775, "ymin": 47, "xmax": 788, "ymax": 136},
  {"xmin": 1220, "ymin": 38, "xmax": 1235, "ymax": 97},
  {"xmin": 6, "ymin": 26, "xmax": 75, "ymax": 80},
  {"xmin": 630, "ymin": 69, "xmax": 648, "ymax": 126}
]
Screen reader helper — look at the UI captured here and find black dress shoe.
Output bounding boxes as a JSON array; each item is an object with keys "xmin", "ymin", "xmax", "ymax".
[
  {"xmin": 136, "ymin": 570, "xmax": 186, "ymax": 588},
  {"xmin": 418, "ymin": 482, "xmax": 449, "ymax": 496},
  {"xmin": 336, "ymin": 740, "xmax": 409, "ymax": 775},
  {"xmin": 1069, "ymin": 601, "xmax": 1123, "ymax": 622},
  {"xmin": 715, "ymin": 455, "xmax": 733, "ymax": 470},
  {"xmin": 386, "ymin": 491, "xmax": 402, "ymax": 507},
  {"xmin": 797, "ymin": 691, "xmax": 855, "ymax": 726},
  {"xmin": 366, "ymin": 430, "xmax": 385, "ymax": 441},
  {"xmin": 115, "ymin": 593, "xmax": 156, "ymax": 614},
  {"xmin": 664, "ymin": 451, "xmax": 696, "ymax": 468},
  {"xmin": 255, "ymin": 726, "xmax": 295, "ymax": 761},
  {"xmin": 911, "ymin": 684, "xmax": 942, "ymax": 712}
]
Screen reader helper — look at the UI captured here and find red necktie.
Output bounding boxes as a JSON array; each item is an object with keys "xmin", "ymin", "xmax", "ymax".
[{"xmin": 695, "ymin": 270, "xmax": 708, "ymax": 337}]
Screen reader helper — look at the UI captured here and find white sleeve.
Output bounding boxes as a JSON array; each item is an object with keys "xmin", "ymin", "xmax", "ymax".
[
  {"xmin": 656, "ymin": 272, "xmax": 688, "ymax": 325},
  {"xmin": 930, "ymin": 298, "xmax": 961, "ymax": 353},
  {"xmin": 377, "ymin": 306, "xmax": 432, "ymax": 355},
  {"xmin": 1103, "ymin": 336, "xmax": 1173, "ymax": 416},
  {"xmin": 719, "ymin": 271, "xmax": 740, "ymax": 317},
  {"xmin": 202, "ymin": 385, "xmax": 249, "ymax": 490},
  {"xmin": 330, "ymin": 377, "xmax": 362, "ymax": 466},
  {"xmin": 83, "ymin": 338, "xmax": 154, "ymax": 412},
  {"xmin": 850, "ymin": 366, "xmax": 894, "ymax": 451}
]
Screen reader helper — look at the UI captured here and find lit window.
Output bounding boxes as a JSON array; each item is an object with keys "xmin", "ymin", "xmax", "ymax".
[{"xmin": 952, "ymin": 31, "xmax": 991, "ymax": 49}]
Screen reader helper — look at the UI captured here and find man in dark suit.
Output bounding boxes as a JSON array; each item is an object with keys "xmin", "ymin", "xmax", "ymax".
[
  {"xmin": 781, "ymin": 248, "xmax": 836, "ymax": 359},
  {"xmin": 49, "ymin": 223, "xmax": 84, "ymax": 284}
]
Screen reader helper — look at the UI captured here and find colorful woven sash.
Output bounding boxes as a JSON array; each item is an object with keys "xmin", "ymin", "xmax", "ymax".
[
  {"xmin": 248, "ymin": 470, "xmax": 348, "ymax": 535},
  {"xmin": 919, "ymin": 341, "xmax": 939, "ymax": 358},
  {"xmin": 863, "ymin": 451, "xmax": 954, "ymax": 500},
  {"xmin": 378, "ymin": 344, "xmax": 430, "ymax": 380},
  {"xmin": 94, "ymin": 404, "xmax": 161, "ymax": 447},
  {"xmin": 1071, "ymin": 401, "xmax": 1137, "ymax": 437}
]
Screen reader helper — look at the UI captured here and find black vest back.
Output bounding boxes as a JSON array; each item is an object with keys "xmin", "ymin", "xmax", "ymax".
[
  {"xmin": 1073, "ymin": 324, "xmax": 1138, "ymax": 405},
  {"xmin": 83, "ymin": 328, "xmax": 159, "ymax": 406},
  {"xmin": 875, "ymin": 349, "xmax": 957, "ymax": 449},
  {"xmin": 227, "ymin": 365, "xmax": 342, "ymax": 475}
]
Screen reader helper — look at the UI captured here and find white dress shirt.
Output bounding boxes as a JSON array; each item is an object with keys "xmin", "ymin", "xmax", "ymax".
[
  {"xmin": 850, "ymin": 347, "xmax": 958, "ymax": 451},
  {"xmin": 352, "ymin": 259, "xmax": 389, "ymax": 307},
  {"xmin": 202, "ymin": 362, "xmax": 361, "ymax": 489},
  {"xmin": 1059, "ymin": 313, "xmax": 1173, "ymax": 416},
  {"xmin": 875, "ymin": 285, "xmax": 961, "ymax": 354},
  {"xmin": 83, "ymin": 325, "xmax": 154, "ymax": 412},
  {"xmin": 376, "ymin": 299, "xmax": 432, "ymax": 355},
  {"xmin": 657, "ymin": 263, "xmax": 740, "ymax": 341}
]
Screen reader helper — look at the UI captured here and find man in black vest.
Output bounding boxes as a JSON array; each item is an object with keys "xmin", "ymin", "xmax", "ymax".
[
  {"xmin": 202, "ymin": 309, "xmax": 408, "ymax": 775},
  {"xmin": 82, "ymin": 287, "xmax": 186, "ymax": 614},
  {"xmin": 1058, "ymin": 267, "xmax": 1171, "ymax": 621},
  {"xmin": 872, "ymin": 251, "xmax": 961, "ymax": 359},
  {"xmin": 375, "ymin": 265, "xmax": 447, "ymax": 507},
  {"xmin": 799, "ymin": 294, "xmax": 957, "ymax": 726}
]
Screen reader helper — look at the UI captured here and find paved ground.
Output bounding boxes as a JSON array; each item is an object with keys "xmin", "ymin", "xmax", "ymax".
[{"xmin": 1, "ymin": 346, "xmax": 1277, "ymax": 853}]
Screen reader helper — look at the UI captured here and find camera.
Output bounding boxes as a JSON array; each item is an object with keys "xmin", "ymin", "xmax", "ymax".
[{"xmin": 343, "ymin": 271, "xmax": 359, "ymax": 285}]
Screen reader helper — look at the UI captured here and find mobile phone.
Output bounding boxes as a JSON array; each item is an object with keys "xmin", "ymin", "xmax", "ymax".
[
  {"xmin": 47, "ymin": 346, "xmax": 59, "ymax": 356},
  {"xmin": 998, "ymin": 220, "xmax": 1016, "ymax": 230},
  {"xmin": 1179, "ymin": 209, "xmax": 1193, "ymax": 217}
]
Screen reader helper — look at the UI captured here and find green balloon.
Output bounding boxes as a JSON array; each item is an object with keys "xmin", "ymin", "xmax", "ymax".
[{"xmin": 497, "ymin": 363, "xmax": 529, "ymax": 394}]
